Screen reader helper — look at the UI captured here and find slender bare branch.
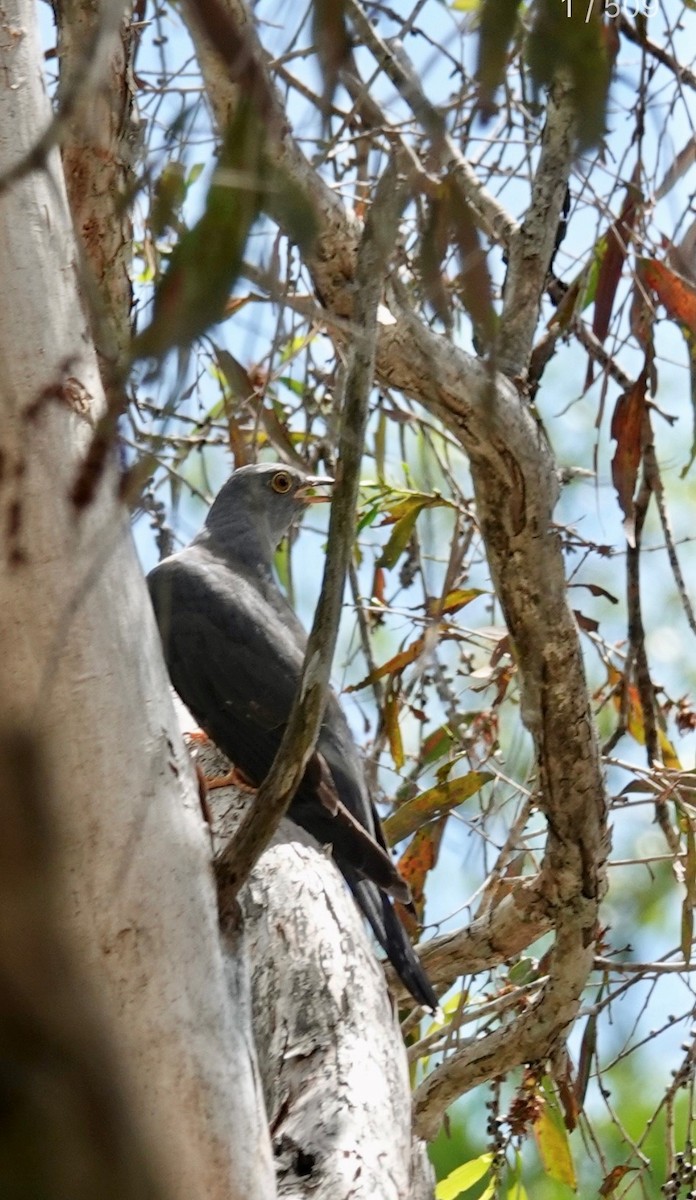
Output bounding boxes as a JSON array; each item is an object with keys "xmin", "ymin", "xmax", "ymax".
[
  {"xmin": 345, "ymin": 0, "xmax": 518, "ymax": 248},
  {"xmin": 497, "ymin": 77, "xmax": 577, "ymax": 378},
  {"xmin": 216, "ymin": 158, "xmax": 411, "ymax": 907}
]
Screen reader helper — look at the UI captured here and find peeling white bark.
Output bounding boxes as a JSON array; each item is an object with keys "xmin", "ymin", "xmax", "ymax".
[
  {"xmin": 193, "ymin": 734, "xmax": 435, "ymax": 1200},
  {"xmin": 0, "ymin": 5, "xmax": 273, "ymax": 1197}
]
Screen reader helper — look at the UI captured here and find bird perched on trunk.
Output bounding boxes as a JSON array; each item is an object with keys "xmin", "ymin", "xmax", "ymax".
[{"xmin": 147, "ymin": 461, "xmax": 437, "ymax": 1011}]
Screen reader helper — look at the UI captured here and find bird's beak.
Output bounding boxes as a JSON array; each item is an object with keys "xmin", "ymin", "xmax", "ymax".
[{"xmin": 296, "ymin": 475, "xmax": 335, "ymax": 505}]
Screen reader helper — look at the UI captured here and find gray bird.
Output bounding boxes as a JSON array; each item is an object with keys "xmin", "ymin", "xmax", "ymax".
[{"xmin": 147, "ymin": 461, "xmax": 437, "ymax": 1011}]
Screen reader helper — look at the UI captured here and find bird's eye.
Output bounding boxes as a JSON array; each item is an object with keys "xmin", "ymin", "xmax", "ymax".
[{"xmin": 271, "ymin": 470, "xmax": 292, "ymax": 494}]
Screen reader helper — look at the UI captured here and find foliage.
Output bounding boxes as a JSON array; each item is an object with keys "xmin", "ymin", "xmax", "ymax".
[{"xmin": 42, "ymin": 0, "xmax": 696, "ymax": 1195}]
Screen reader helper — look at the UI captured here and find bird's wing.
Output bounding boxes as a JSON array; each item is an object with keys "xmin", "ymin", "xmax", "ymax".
[
  {"xmin": 149, "ymin": 550, "xmax": 411, "ymax": 903},
  {"xmin": 148, "ymin": 553, "xmax": 303, "ymax": 784}
]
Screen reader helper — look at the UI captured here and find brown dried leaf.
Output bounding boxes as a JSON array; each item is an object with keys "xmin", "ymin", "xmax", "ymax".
[
  {"xmin": 599, "ymin": 1165, "xmax": 636, "ymax": 1197},
  {"xmin": 592, "ymin": 166, "xmax": 642, "ymax": 349},
  {"xmin": 610, "ymin": 376, "xmax": 646, "ymax": 524}
]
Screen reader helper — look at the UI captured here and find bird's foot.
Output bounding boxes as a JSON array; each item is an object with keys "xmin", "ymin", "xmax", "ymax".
[{"xmin": 206, "ymin": 764, "xmax": 257, "ymax": 792}]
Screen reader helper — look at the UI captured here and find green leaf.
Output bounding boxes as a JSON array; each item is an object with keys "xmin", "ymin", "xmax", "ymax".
[
  {"xmin": 421, "ymin": 724, "xmax": 455, "ymax": 766},
  {"xmin": 374, "ymin": 411, "xmax": 387, "ymax": 481},
  {"xmin": 150, "ymin": 161, "xmax": 187, "ymax": 237},
  {"xmin": 682, "ymin": 822, "xmax": 696, "ymax": 964},
  {"xmin": 186, "ymin": 162, "xmax": 205, "ymax": 187},
  {"xmin": 476, "ymin": 0, "xmax": 522, "ymax": 115},
  {"xmin": 214, "ymin": 346, "xmax": 256, "ymax": 401},
  {"xmin": 436, "ymin": 1154, "xmax": 493, "ymax": 1200},
  {"xmin": 384, "ymin": 692, "xmax": 404, "ymax": 770},
  {"xmin": 526, "ymin": 0, "xmax": 612, "ymax": 150},
  {"xmin": 133, "ymin": 99, "xmax": 267, "ymax": 359},
  {"xmin": 377, "ymin": 498, "xmax": 429, "ymax": 568},
  {"xmin": 278, "ymin": 376, "xmax": 305, "ymax": 397},
  {"xmin": 356, "ymin": 503, "xmax": 381, "ymax": 534},
  {"xmin": 507, "ymin": 957, "xmax": 536, "ymax": 985}
]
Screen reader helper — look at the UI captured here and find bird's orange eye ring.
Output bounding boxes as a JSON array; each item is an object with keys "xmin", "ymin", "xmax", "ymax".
[{"xmin": 271, "ymin": 470, "xmax": 292, "ymax": 494}]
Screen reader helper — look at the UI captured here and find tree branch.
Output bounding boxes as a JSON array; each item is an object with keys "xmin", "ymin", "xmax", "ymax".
[
  {"xmin": 0, "ymin": 726, "xmax": 165, "ymax": 1198},
  {"xmin": 57, "ymin": 0, "xmax": 137, "ymax": 507},
  {"xmin": 0, "ymin": 6, "xmax": 273, "ymax": 1193},
  {"xmin": 186, "ymin": 0, "xmax": 610, "ymax": 1132},
  {"xmin": 619, "ymin": 14, "xmax": 696, "ymax": 93},
  {"xmin": 194, "ymin": 732, "xmax": 435, "ymax": 1198},
  {"xmin": 387, "ymin": 875, "xmax": 552, "ymax": 1000},
  {"xmin": 497, "ymin": 77, "xmax": 576, "ymax": 378},
  {"xmin": 345, "ymin": 0, "xmax": 518, "ymax": 247}
]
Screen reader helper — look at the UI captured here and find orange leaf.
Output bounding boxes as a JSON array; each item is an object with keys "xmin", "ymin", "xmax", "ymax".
[
  {"xmin": 610, "ymin": 376, "xmax": 646, "ymax": 525},
  {"xmin": 345, "ymin": 635, "xmax": 426, "ymax": 691},
  {"xmin": 396, "ymin": 821, "xmax": 445, "ymax": 925},
  {"xmin": 599, "ymin": 1165, "xmax": 636, "ymax": 1197},
  {"xmin": 372, "ymin": 565, "xmax": 386, "ymax": 607},
  {"xmin": 641, "ymin": 258, "xmax": 696, "ymax": 338}
]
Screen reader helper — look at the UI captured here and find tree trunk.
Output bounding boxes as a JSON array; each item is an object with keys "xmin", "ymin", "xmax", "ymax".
[
  {"xmin": 0, "ymin": 5, "xmax": 272, "ymax": 1197},
  {"xmin": 0, "ymin": 8, "xmax": 433, "ymax": 1198}
]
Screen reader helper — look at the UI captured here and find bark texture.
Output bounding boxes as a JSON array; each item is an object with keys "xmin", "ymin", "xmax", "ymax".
[
  {"xmin": 0, "ymin": 728, "xmax": 163, "ymax": 1200},
  {"xmin": 0, "ymin": 5, "xmax": 273, "ymax": 1197},
  {"xmin": 196, "ymin": 733, "xmax": 435, "ymax": 1200},
  {"xmin": 57, "ymin": 0, "xmax": 136, "ymax": 392}
]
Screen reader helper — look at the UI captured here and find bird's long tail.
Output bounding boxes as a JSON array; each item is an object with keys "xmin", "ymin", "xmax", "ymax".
[{"xmin": 344, "ymin": 872, "xmax": 438, "ymax": 1012}]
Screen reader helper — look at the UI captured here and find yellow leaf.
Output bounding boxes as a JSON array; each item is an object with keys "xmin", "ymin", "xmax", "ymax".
[
  {"xmin": 428, "ymin": 587, "xmax": 485, "ymax": 616},
  {"xmin": 534, "ymin": 1105, "xmax": 576, "ymax": 1189},
  {"xmin": 345, "ymin": 635, "xmax": 426, "ymax": 691},
  {"xmin": 436, "ymin": 1154, "xmax": 493, "ymax": 1200},
  {"xmin": 659, "ymin": 729, "xmax": 682, "ymax": 770},
  {"xmin": 384, "ymin": 692, "xmax": 404, "ymax": 770},
  {"xmin": 384, "ymin": 772, "xmax": 492, "ymax": 844},
  {"xmin": 607, "ymin": 664, "xmax": 682, "ymax": 768}
]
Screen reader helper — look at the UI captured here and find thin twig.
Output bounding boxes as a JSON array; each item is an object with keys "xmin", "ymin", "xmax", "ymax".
[
  {"xmin": 345, "ymin": 0, "xmax": 518, "ymax": 247},
  {"xmin": 619, "ymin": 15, "xmax": 696, "ymax": 93},
  {"xmin": 216, "ymin": 157, "xmax": 412, "ymax": 909}
]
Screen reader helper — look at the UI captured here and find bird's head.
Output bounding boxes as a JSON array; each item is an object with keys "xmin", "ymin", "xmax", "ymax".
[{"xmin": 200, "ymin": 462, "xmax": 334, "ymax": 566}]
